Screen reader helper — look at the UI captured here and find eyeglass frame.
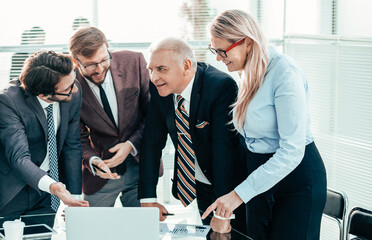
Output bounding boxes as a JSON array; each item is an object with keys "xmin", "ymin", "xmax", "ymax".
[
  {"xmin": 208, "ymin": 38, "xmax": 245, "ymax": 58},
  {"xmin": 53, "ymin": 79, "xmax": 76, "ymax": 96},
  {"xmin": 76, "ymin": 51, "xmax": 112, "ymax": 71}
]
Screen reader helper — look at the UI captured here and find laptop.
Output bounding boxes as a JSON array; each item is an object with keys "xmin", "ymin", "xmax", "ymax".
[{"xmin": 65, "ymin": 207, "xmax": 159, "ymax": 240}]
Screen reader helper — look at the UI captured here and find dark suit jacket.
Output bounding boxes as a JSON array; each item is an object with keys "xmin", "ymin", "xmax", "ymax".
[
  {"xmin": 0, "ymin": 80, "xmax": 83, "ymax": 210},
  {"xmin": 78, "ymin": 50, "xmax": 151, "ymax": 195},
  {"xmin": 139, "ymin": 62, "xmax": 246, "ymax": 201}
]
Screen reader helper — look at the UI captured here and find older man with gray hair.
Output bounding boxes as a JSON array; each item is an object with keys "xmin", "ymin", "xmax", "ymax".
[{"xmin": 138, "ymin": 37, "xmax": 247, "ymax": 234}]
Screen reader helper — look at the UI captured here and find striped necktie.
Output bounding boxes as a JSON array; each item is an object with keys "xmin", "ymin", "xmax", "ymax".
[
  {"xmin": 175, "ymin": 95, "xmax": 196, "ymax": 207},
  {"xmin": 46, "ymin": 104, "xmax": 60, "ymax": 212}
]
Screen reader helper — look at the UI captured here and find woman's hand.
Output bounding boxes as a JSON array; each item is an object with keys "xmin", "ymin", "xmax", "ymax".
[{"xmin": 201, "ymin": 190, "xmax": 243, "ymax": 219}]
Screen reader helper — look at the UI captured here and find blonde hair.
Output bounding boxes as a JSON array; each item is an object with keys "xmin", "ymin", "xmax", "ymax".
[
  {"xmin": 148, "ymin": 37, "xmax": 197, "ymax": 68},
  {"xmin": 209, "ymin": 9, "xmax": 269, "ymax": 130}
]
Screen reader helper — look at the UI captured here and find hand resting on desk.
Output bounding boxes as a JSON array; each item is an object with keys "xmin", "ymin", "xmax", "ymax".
[{"xmin": 210, "ymin": 216, "xmax": 231, "ymax": 233}]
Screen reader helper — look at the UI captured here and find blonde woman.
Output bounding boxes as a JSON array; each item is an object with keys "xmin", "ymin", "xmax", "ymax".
[{"xmin": 202, "ymin": 10, "xmax": 327, "ymax": 239}]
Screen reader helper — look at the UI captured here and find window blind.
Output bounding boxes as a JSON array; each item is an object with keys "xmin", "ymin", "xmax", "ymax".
[{"xmin": 285, "ymin": 35, "xmax": 372, "ymax": 240}]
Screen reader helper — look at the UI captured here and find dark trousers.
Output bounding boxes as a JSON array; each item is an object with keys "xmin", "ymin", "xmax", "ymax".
[
  {"xmin": 196, "ymin": 180, "xmax": 248, "ymax": 235},
  {"xmin": 0, "ymin": 185, "xmax": 55, "ymax": 228},
  {"xmin": 246, "ymin": 142, "xmax": 327, "ymax": 240}
]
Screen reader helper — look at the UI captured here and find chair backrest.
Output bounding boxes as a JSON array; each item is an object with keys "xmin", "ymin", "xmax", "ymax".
[
  {"xmin": 347, "ymin": 207, "xmax": 372, "ymax": 240},
  {"xmin": 323, "ymin": 188, "xmax": 348, "ymax": 240}
]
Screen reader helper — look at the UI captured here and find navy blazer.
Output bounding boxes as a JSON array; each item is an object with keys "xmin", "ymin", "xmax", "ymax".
[
  {"xmin": 0, "ymin": 80, "xmax": 83, "ymax": 209},
  {"xmin": 139, "ymin": 62, "xmax": 246, "ymax": 200}
]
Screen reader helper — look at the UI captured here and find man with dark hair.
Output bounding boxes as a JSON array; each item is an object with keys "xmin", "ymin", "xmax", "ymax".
[
  {"xmin": 0, "ymin": 50, "xmax": 89, "ymax": 228},
  {"xmin": 69, "ymin": 26, "xmax": 154, "ymax": 207}
]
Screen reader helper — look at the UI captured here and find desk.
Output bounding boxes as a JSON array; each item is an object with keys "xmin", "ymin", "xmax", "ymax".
[
  {"xmin": 1, "ymin": 205, "xmax": 253, "ymax": 240},
  {"xmin": 160, "ymin": 228, "xmax": 252, "ymax": 240},
  {"xmin": 48, "ymin": 229, "xmax": 252, "ymax": 240},
  {"xmin": 49, "ymin": 227, "xmax": 252, "ymax": 240},
  {"xmin": 0, "ymin": 222, "xmax": 251, "ymax": 240}
]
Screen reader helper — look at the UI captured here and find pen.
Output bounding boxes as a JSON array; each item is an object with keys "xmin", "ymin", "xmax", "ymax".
[
  {"xmin": 162, "ymin": 213, "xmax": 175, "ymax": 216},
  {"xmin": 92, "ymin": 164, "xmax": 107, "ymax": 173}
]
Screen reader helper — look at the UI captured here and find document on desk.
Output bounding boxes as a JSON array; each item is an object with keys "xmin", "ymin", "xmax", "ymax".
[{"xmin": 160, "ymin": 223, "xmax": 211, "ymax": 237}]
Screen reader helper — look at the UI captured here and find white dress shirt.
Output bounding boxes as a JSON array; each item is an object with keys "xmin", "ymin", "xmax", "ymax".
[
  {"xmin": 84, "ymin": 70, "xmax": 137, "ymax": 174},
  {"xmin": 37, "ymin": 98, "xmax": 60, "ymax": 193},
  {"xmin": 37, "ymin": 97, "xmax": 81, "ymax": 200},
  {"xmin": 85, "ymin": 70, "xmax": 119, "ymax": 126}
]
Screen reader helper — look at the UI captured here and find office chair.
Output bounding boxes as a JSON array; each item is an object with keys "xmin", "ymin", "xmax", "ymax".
[
  {"xmin": 322, "ymin": 188, "xmax": 348, "ymax": 240},
  {"xmin": 347, "ymin": 207, "xmax": 372, "ymax": 240}
]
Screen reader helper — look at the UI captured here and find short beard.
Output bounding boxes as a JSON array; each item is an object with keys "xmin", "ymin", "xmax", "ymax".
[{"xmin": 83, "ymin": 68, "xmax": 108, "ymax": 86}]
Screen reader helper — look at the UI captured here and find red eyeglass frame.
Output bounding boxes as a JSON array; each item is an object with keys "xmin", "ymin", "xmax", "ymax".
[{"xmin": 208, "ymin": 38, "xmax": 245, "ymax": 58}]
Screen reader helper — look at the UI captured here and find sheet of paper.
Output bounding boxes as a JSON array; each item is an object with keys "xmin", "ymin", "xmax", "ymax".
[{"xmin": 160, "ymin": 223, "xmax": 211, "ymax": 237}]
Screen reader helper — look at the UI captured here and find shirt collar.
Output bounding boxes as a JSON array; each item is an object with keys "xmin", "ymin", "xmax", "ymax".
[
  {"xmin": 37, "ymin": 96, "xmax": 58, "ymax": 109},
  {"xmin": 176, "ymin": 75, "xmax": 195, "ymax": 103}
]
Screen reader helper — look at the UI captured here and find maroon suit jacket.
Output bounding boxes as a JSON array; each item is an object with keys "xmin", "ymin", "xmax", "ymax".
[{"xmin": 78, "ymin": 50, "xmax": 150, "ymax": 195}]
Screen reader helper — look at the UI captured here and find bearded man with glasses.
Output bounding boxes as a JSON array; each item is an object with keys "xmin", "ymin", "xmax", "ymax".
[{"xmin": 69, "ymin": 27, "xmax": 159, "ymax": 208}]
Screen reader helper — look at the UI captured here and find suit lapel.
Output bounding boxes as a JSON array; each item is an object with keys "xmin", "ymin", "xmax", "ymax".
[
  {"xmin": 110, "ymin": 60, "xmax": 125, "ymax": 133},
  {"xmin": 25, "ymin": 94, "xmax": 48, "ymax": 144},
  {"xmin": 189, "ymin": 65, "xmax": 203, "ymax": 129},
  {"xmin": 169, "ymin": 66, "xmax": 203, "ymax": 144},
  {"xmin": 57, "ymin": 102, "xmax": 68, "ymax": 154},
  {"xmin": 167, "ymin": 94, "xmax": 178, "ymax": 145},
  {"xmin": 77, "ymin": 73, "xmax": 117, "ymax": 132}
]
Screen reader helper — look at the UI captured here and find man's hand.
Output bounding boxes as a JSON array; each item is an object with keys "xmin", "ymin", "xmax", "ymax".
[
  {"xmin": 92, "ymin": 158, "xmax": 120, "ymax": 179},
  {"xmin": 210, "ymin": 216, "xmax": 231, "ymax": 233},
  {"xmin": 49, "ymin": 182, "xmax": 89, "ymax": 207},
  {"xmin": 104, "ymin": 142, "xmax": 132, "ymax": 168},
  {"xmin": 202, "ymin": 190, "xmax": 243, "ymax": 220},
  {"xmin": 141, "ymin": 202, "xmax": 169, "ymax": 221}
]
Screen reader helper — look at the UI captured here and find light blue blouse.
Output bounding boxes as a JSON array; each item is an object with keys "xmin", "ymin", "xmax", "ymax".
[{"xmin": 234, "ymin": 46, "xmax": 314, "ymax": 203}]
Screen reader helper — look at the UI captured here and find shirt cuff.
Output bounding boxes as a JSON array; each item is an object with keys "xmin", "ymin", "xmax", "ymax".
[
  {"xmin": 127, "ymin": 141, "xmax": 138, "ymax": 156},
  {"xmin": 213, "ymin": 211, "xmax": 235, "ymax": 220},
  {"xmin": 140, "ymin": 198, "xmax": 157, "ymax": 203},
  {"xmin": 89, "ymin": 156, "xmax": 101, "ymax": 175},
  {"xmin": 38, "ymin": 175, "xmax": 57, "ymax": 194},
  {"xmin": 234, "ymin": 180, "xmax": 256, "ymax": 204},
  {"xmin": 71, "ymin": 194, "xmax": 82, "ymax": 200}
]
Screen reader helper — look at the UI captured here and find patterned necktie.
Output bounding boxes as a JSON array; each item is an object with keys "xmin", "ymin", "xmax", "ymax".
[
  {"xmin": 175, "ymin": 95, "xmax": 196, "ymax": 207},
  {"xmin": 45, "ymin": 104, "xmax": 60, "ymax": 212},
  {"xmin": 98, "ymin": 85, "xmax": 116, "ymax": 126}
]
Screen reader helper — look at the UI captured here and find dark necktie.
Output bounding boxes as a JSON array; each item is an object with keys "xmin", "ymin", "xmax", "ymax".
[
  {"xmin": 175, "ymin": 95, "xmax": 196, "ymax": 207},
  {"xmin": 99, "ymin": 85, "xmax": 116, "ymax": 126},
  {"xmin": 45, "ymin": 104, "xmax": 60, "ymax": 212}
]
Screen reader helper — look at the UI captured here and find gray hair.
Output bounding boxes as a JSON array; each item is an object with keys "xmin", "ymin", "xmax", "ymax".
[{"xmin": 148, "ymin": 37, "xmax": 197, "ymax": 68}]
